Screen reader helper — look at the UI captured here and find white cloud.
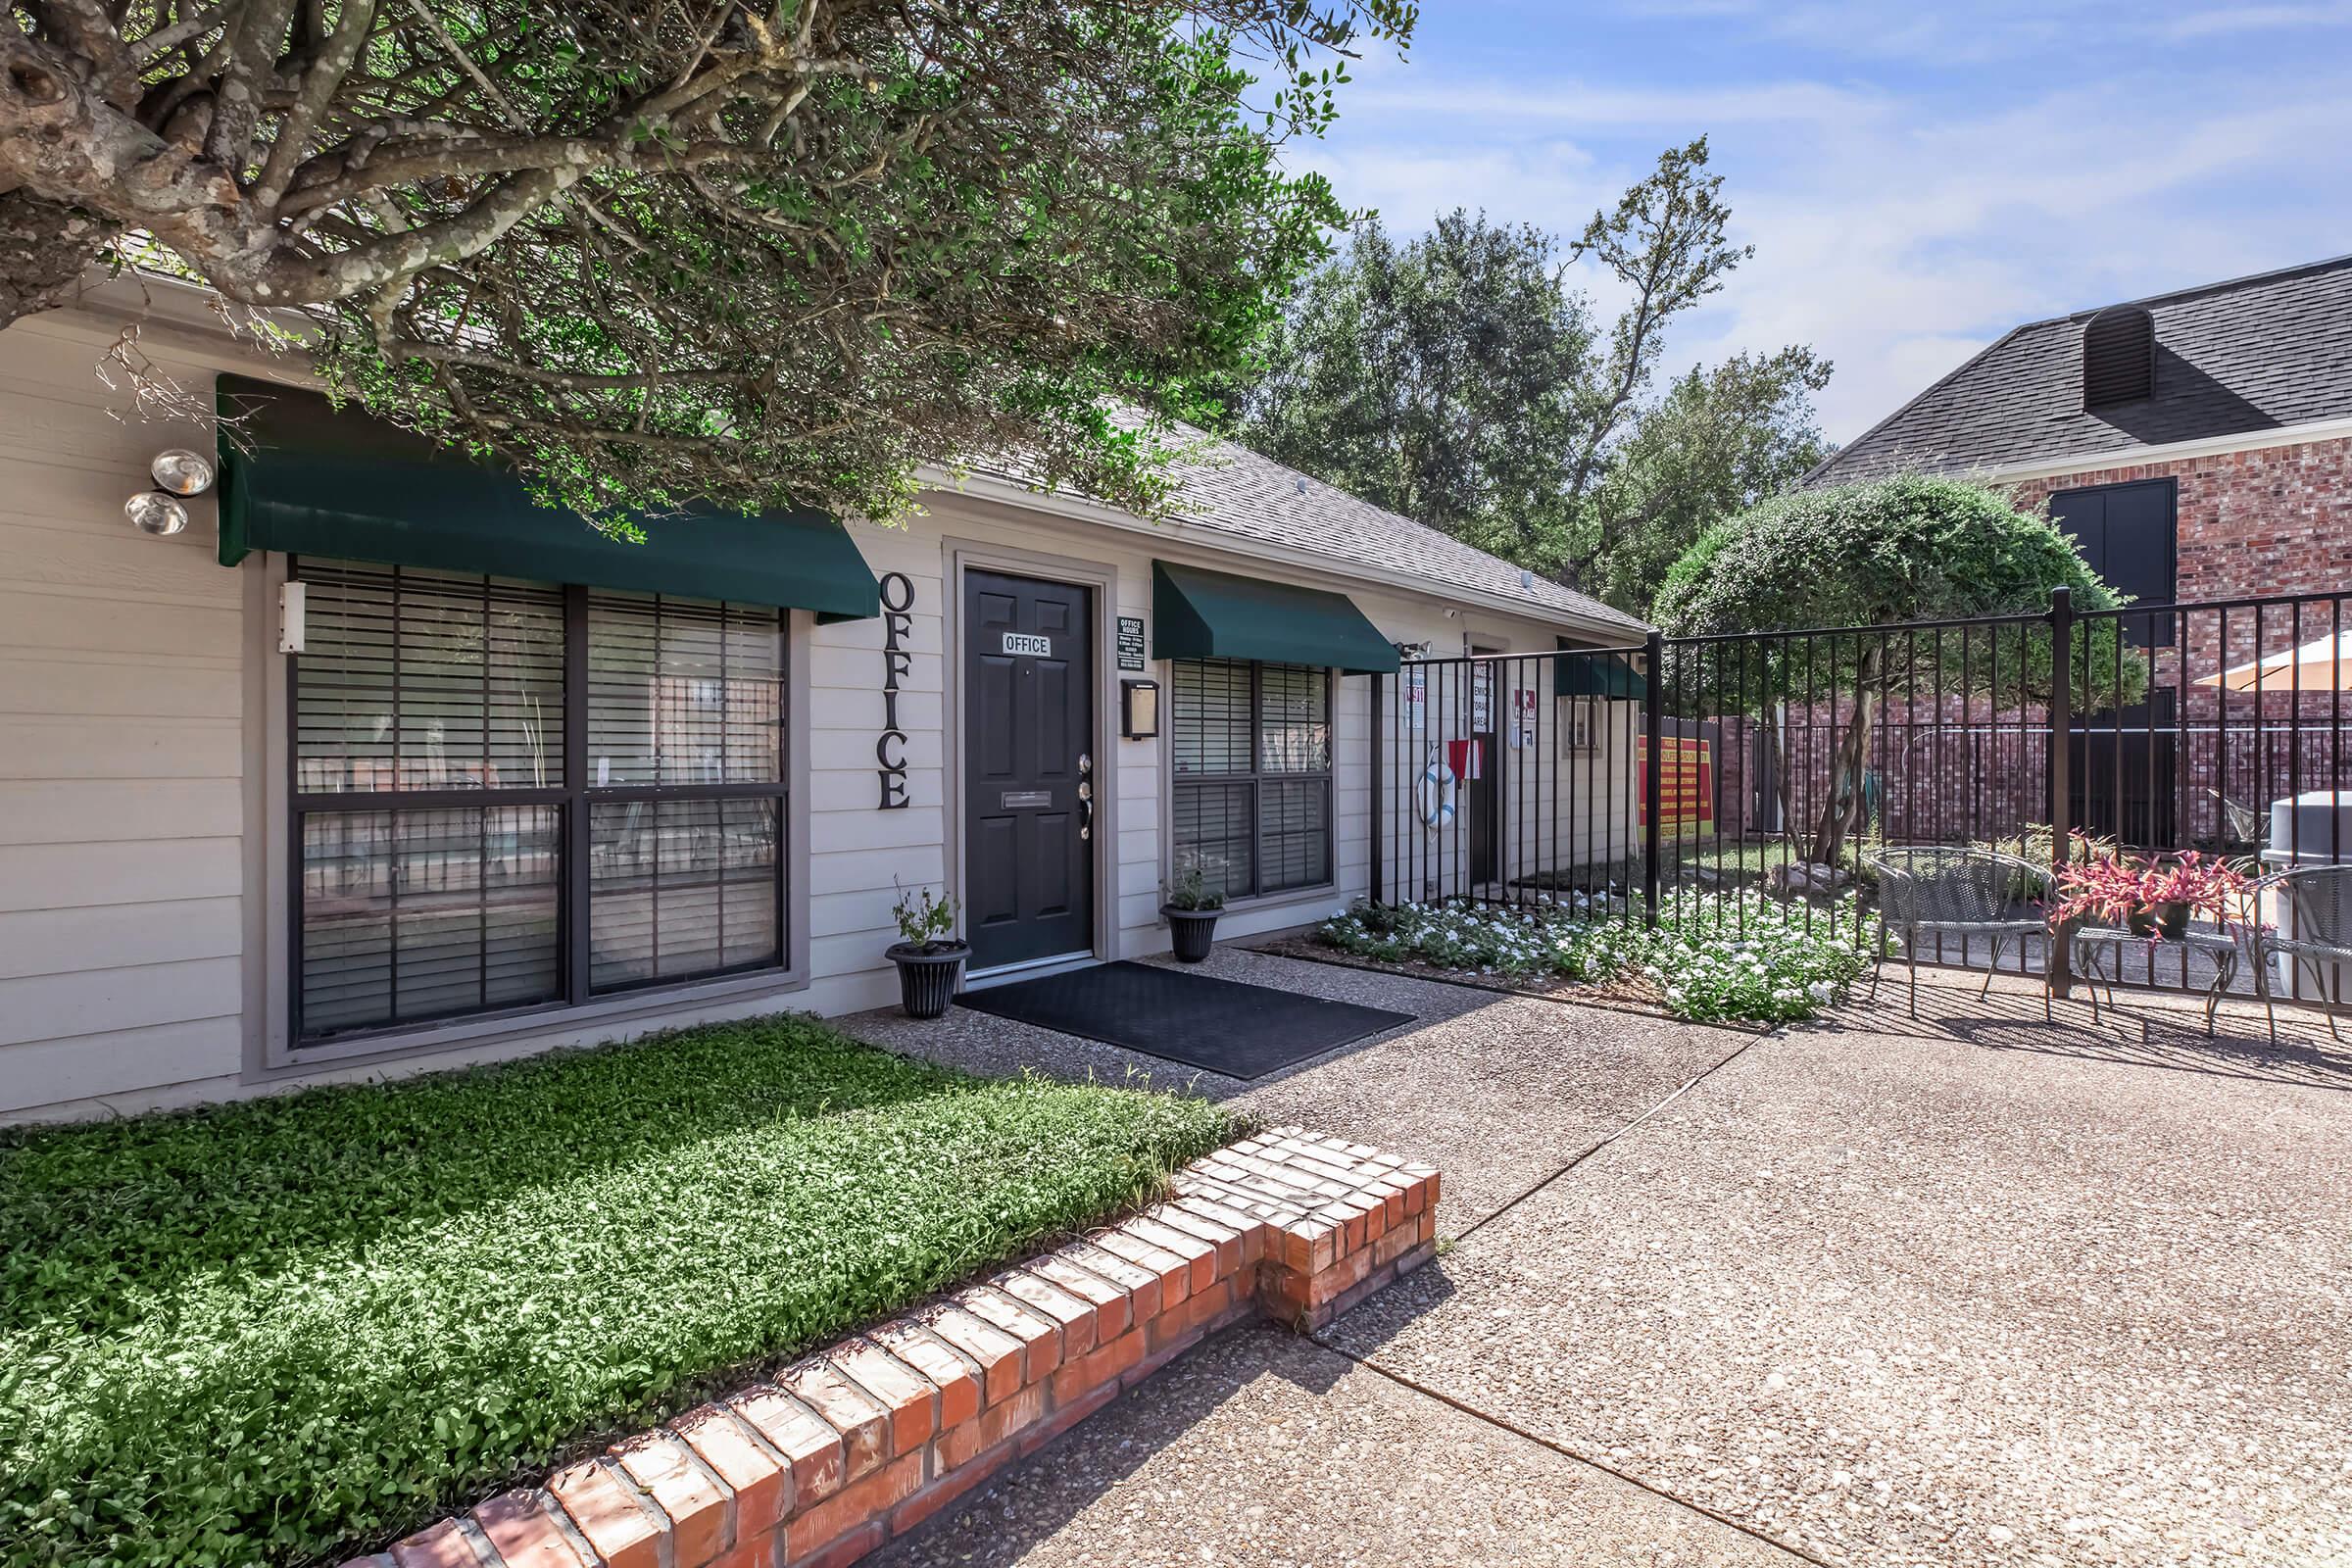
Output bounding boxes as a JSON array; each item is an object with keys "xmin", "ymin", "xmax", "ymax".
[
  {"xmin": 2159, "ymin": 3, "xmax": 2352, "ymax": 38},
  {"xmin": 1303, "ymin": 44, "xmax": 2352, "ymax": 443}
]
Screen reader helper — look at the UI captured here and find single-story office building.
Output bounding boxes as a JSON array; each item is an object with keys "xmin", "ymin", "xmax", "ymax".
[{"xmin": 0, "ymin": 275, "xmax": 1645, "ymax": 1122}]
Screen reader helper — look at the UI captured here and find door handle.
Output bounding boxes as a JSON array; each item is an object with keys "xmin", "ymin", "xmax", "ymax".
[{"xmin": 1077, "ymin": 778, "xmax": 1093, "ymax": 840}]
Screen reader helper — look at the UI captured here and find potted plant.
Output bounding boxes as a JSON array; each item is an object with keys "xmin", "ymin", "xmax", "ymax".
[
  {"xmin": 1160, "ymin": 859, "xmax": 1226, "ymax": 963},
  {"xmin": 886, "ymin": 882, "xmax": 967, "ymax": 1018},
  {"xmin": 2045, "ymin": 842, "xmax": 2253, "ymax": 941}
]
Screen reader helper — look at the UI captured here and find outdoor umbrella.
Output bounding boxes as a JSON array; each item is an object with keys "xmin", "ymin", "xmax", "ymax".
[{"xmin": 2194, "ymin": 628, "xmax": 2352, "ymax": 692}]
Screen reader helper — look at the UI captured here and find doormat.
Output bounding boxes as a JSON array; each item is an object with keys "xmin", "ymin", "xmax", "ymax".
[{"xmin": 956, "ymin": 961, "xmax": 1414, "ymax": 1080}]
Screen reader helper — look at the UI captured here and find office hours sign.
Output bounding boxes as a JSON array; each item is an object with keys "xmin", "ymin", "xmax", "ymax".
[{"xmin": 876, "ymin": 572, "xmax": 915, "ymax": 809}]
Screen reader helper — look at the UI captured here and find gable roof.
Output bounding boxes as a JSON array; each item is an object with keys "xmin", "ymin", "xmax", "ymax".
[
  {"xmin": 962, "ymin": 423, "xmax": 1649, "ymax": 636},
  {"xmin": 1808, "ymin": 253, "xmax": 2352, "ymax": 485}
]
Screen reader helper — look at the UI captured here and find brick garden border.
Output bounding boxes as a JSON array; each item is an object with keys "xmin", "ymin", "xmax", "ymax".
[{"xmin": 353, "ymin": 1127, "xmax": 1440, "ymax": 1568}]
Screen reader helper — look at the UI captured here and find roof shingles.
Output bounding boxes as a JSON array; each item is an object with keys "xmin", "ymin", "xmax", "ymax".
[
  {"xmin": 1810, "ymin": 254, "xmax": 2352, "ymax": 485},
  {"xmin": 967, "ymin": 424, "xmax": 1646, "ymax": 636}
]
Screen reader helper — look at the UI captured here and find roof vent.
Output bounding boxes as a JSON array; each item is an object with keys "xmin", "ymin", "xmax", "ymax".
[
  {"xmin": 1295, "ymin": 476, "xmax": 1308, "ymax": 495},
  {"xmin": 2082, "ymin": 305, "xmax": 2155, "ymax": 409}
]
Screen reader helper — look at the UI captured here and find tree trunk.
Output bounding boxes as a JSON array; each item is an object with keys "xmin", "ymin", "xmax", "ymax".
[
  {"xmin": 1808, "ymin": 644, "xmax": 1882, "ymax": 868},
  {"xmin": 0, "ymin": 192, "xmax": 114, "ymax": 329}
]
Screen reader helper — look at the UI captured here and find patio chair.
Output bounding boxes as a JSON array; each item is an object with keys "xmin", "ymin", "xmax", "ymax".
[
  {"xmin": 2245, "ymin": 863, "xmax": 2352, "ymax": 1045},
  {"xmin": 1863, "ymin": 847, "xmax": 2052, "ymax": 1020},
  {"xmin": 2208, "ymin": 789, "xmax": 2268, "ymax": 851}
]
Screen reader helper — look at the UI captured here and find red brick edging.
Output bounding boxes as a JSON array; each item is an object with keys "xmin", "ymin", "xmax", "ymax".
[{"xmin": 356, "ymin": 1127, "xmax": 1440, "ymax": 1568}]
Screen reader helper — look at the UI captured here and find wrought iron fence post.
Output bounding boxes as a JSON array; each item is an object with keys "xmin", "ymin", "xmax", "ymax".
[
  {"xmin": 2047, "ymin": 586, "xmax": 2075, "ymax": 999},
  {"xmin": 1643, "ymin": 628, "xmax": 1664, "ymax": 927},
  {"xmin": 1369, "ymin": 668, "xmax": 1385, "ymax": 905}
]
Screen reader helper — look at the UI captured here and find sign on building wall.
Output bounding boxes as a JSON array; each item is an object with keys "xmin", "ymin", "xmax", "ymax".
[
  {"xmin": 876, "ymin": 572, "xmax": 914, "ymax": 809},
  {"xmin": 1116, "ymin": 615, "xmax": 1146, "ymax": 671},
  {"xmin": 1640, "ymin": 733, "xmax": 1715, "ymax": 834}
]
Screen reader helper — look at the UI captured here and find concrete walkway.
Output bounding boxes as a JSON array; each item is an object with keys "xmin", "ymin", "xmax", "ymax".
[{"xmin": 841, "ymin": 954, "xmax": 2352, "ymax": 1567}]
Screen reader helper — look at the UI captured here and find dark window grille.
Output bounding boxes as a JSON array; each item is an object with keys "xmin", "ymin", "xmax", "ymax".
[
  {"xmin": 1171, "ymin": 658, "xmax": 1333, "ymax": 899},
  {"xmin": 288, "ymin": 561, "xmax": 787, "ymax": 1044}
]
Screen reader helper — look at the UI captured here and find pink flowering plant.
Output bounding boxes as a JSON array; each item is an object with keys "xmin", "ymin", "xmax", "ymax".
[{"xmin": 2043, "ymin": 838, "xmax": 2255, "ymax": 938}]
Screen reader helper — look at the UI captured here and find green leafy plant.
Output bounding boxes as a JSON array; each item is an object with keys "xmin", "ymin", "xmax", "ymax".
[
  {"xmin": 1313, "ymin": 891, "xmax": 1876, "ymax": 1025},
  {"xmin": 1654, "ymin": 474, "xmax": 2149, "ymax": 866},
  {"xmin": 0, "ymin": 2, "xmax": 1417, "ymax": 528},
  {"xmin": 0, "ymin": 1017, "xmax": 1230, "ymax": 1568},
  {"xmin": 891, "ymin": 881, "xmax": 962, "ymax": 953},
  {"xmin": 1162, "ymin": 858, "xmax": 1226, "ymax": 912}
]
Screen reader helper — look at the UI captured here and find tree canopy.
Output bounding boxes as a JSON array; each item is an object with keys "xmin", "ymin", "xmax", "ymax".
[
  {"xmin": 0, "ymin": 0, "xmax": 1413, "ymax": 527},
  {"xmin": 1217, "ymin": 139, "xmax": 1829, "ymax": 613},
  {"xmin": 1652, "ymin": 474, "xmax": 2144, "ymax": 861}
]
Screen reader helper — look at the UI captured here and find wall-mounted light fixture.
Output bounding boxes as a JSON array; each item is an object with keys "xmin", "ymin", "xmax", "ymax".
[
  {"xmin": 123, "ymin": 447, "xmax": 217, "ymax": 536},
  {"xmin": 1120, "ymin": 677, "xmax": 1161, "ymax": 740}
]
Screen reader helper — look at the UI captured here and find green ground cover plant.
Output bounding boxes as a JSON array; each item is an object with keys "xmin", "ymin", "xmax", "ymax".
[
  {"xmin": 0, "ymin": 1017, "xmax": 1232, "ymax": 1568},
  {"xmin": 1316, "ymin": 890, "xmax": 1878, "ymax": 1025}
]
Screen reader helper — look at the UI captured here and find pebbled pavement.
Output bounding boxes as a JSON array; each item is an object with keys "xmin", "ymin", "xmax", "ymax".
[{"xmin": 852, "ymin": 954, "xmax": 2352, "ymax": 1567}]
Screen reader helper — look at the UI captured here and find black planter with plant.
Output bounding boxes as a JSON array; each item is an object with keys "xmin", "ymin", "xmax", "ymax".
[
  {"xmin": 1161, "ymin": 863, "xmax": 1226, "ymax": 963},
  {"xmin": 886, "ymin": 882, "xmax": 968, "ymax": 1019}
]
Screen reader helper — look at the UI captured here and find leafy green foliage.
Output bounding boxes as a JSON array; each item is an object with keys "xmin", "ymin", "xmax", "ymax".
[
  {"xmin": 1652, "ymin": 473, "xmax": 2146, "ymax": 862},
  {"xmin": 0, "ymin": 1017, "xmax": 1231, "ymax": 1568},
  {"xmin": 1, "ymin": 0, "xmax": 1416, "ymax": 529},
  {"xmin": 1652, "ymin": 473, "xmax": 2145, "ymax": 708},
  {"xmin": 1314, "ymin": 891, "xmax": 1876, "ymax": 1025},
  {"xmin": 1219, "ymin": 141, "xmax": 1828, "ymax": 612}
]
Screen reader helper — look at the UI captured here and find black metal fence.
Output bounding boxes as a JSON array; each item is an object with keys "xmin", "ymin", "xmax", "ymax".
[{"xmin": 1367, "ymin": 586, "xmax": 2352, "ymax": 999}]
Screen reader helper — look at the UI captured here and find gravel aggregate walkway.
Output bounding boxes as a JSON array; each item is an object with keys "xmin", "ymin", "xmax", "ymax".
[
  {"xmin": 851, "ymin": 952, "xmax": 2352, "ymax": 1567},
  {"xmin": 843, "ymin": 945, "xmax": 1758, "ymax": 1230},
  {"xmin": 1326, "ymin": 969, "xmax": 2352, "ymax": 1567},
  {"xmin": 868, "ymin": 1323, "xmax": 1804, "ymax": 1568}
]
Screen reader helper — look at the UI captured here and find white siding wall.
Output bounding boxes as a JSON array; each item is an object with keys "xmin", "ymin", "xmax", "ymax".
[
  {"xmin": 0, "ymin": 314, "xmax": 245, "ymax": 1114},
  {"xmin": 0, "ymin": 299, "xmax": 1631, "ymax": 1121}
]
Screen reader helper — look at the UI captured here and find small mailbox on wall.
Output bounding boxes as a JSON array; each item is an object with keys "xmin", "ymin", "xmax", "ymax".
[{"xmin": 1121, "ymin": 678, "xmax": 1161, "ymax": 740}]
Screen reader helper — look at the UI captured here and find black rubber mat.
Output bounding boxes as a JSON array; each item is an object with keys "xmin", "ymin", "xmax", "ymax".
[{"xmin": 956, "ymin": 960, "xmax": 1414, "ymax": 1079}]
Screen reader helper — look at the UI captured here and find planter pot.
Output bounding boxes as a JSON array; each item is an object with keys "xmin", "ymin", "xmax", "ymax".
[
  {"xmin": 2126, "ymin": 902, "xmax": 2191, "ymax": 941},
  {"xmin": 1162, "ymin": 905, "xmax": 1222, "ymax": 963},
  {"xmin": 887, "ymin": 942, "xmax": 968, "ymax": 1018}
]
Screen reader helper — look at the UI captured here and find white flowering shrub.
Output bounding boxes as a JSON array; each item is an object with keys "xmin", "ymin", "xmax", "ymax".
[{"xmin": 1314, "ymin": 890, "xmax": 1881, "ymax": 1025}]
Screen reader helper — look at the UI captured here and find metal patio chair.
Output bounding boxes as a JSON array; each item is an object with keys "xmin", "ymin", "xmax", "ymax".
[
  {"xmin": 2245, "ymin": 863, "xmax": 2352, "ymax": 1045},
  {"xmin": 1864, "ymin": 847, "xmax": 2053, "ymax": 1020}
]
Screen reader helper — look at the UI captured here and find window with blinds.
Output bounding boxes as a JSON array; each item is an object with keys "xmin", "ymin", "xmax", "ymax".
[
  {"xmin": 1169, "ymin": 659, "xmax": 1333, "ymax": 901},
  {"xmin": 290, "ymin": 560, "xmax": 787, "ymax": 1044}
]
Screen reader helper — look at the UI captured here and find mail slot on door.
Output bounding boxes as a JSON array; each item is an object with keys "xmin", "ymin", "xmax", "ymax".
[{"xmin": 1001, "ymin": 790, "xmax": 1053, "ymax": 808}]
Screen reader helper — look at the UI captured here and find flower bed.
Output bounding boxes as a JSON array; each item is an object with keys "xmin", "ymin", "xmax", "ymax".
[
  {"xmin": 0, "ymin": 1017, "xmax": 1232, "ymax": 1568},
  {"xmin": 1313, "ymin": 891, "xmax": 1878, "ymax": 1024}
]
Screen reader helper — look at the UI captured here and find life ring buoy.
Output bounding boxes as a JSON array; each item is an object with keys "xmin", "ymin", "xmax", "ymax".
[{"xmin": 1416, "ymin": 759, "xmax": 1459, "ymax": 829}]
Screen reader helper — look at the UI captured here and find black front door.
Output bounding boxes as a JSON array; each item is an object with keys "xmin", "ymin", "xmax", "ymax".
[{"xmin": 964, "ymin": 570, "xmax": 1095, "ymax": 971}]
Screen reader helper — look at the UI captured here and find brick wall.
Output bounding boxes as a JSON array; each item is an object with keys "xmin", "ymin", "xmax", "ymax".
[
  {"xmin": 350, "ymin": 1129, "xmax": 1440, "ymax": 1568},
  {"xmin": 2005, "ymin": 433, "xmax": 2352, "ymax": 605}
]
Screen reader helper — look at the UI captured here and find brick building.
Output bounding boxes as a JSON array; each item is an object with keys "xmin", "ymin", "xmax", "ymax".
[
  {"xmin": 1707, "ymin": 257, "xmax": 2352, "ymax": 855},
  {"xmin": 1808, "ymin": 252, "xmax": 2352, "ymax": 604}
]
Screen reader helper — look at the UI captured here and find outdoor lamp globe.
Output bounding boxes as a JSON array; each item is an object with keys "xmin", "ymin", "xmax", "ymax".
[
  {"xmin": 124, "ymin": 490, "xmax": 190, "ymax": 536},
  {"xmin": 150, "ymin": 448, "xmax": 216, "ymax": 496}
]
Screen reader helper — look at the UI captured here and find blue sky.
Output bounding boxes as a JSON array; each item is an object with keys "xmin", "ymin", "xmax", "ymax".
[{"xmin": 1289, "ymin": 1, "xmax": 2352, "ymax": 443}]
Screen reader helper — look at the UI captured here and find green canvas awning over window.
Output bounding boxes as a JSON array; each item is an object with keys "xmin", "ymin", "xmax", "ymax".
[
  {"xmin": 1152, "ymin": 561, "xmax": 1398, "ymax": 675},
  {"xmin": 215, "ymin": 375, "xmax": 879, "ymax": 620},
  {"xmin": 1553, "ymin": 643, "xmax": 1647, "ymax": 699}
]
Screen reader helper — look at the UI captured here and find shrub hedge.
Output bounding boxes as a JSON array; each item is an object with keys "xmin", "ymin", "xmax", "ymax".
[{"xmin": 0, "ymin": 1017, "xmax": 1232, "ymax": 1568}]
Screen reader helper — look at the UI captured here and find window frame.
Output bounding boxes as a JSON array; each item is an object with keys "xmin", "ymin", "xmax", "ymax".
[
  {"xmin": 283, "ymin": 564, "xmax": 793, "ymax": 1048},
  {"xmin": 1168, "ymin": 658, "xmax": 1336, "ymax": 903}
]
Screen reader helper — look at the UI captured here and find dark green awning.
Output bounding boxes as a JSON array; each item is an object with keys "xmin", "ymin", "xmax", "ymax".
[
  {"xmin": 1152, "ymin": 561, "xmax": 1398, "ymax": 675},
  {"xmin": 215, "ymin": 375, "xmax": 878, "ymax": 620},
  {"xmin": 1553, "ymin": 643, "xmax": 1647, "ymax": 699}
]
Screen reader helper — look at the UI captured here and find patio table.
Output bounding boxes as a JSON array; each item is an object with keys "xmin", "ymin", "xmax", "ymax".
[{"xmin": 2073, "ymin": 923, "xmax": 2242, "ymax": 1037}]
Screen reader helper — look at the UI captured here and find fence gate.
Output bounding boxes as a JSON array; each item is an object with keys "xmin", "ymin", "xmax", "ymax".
[{"xmin": 1370, "ymin": 586, "xmax": 2352, "ymax": 1003}]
